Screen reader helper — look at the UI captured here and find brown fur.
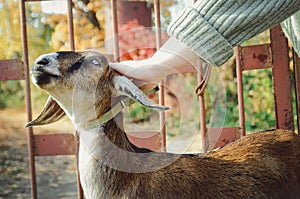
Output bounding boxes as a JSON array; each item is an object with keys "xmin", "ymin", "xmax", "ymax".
[{"xmin": 100, "ymin": 115, "xmax": 300, "ymax": 198}]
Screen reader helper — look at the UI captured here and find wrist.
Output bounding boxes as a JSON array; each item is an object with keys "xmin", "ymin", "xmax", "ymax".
[{"xmin": 150, "ymin": 37, "xmax": 200, "ymax": 73}]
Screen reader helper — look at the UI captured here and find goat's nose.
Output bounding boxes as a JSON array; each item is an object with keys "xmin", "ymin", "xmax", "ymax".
[{"xmin": 36, "ymin": 58, "xmax": 50, "ymax": 65}]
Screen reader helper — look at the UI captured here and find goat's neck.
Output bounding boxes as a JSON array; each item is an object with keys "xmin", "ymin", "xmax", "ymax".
[
  {"xmin": 77, "ymin": 112, "xmax": 141, "ymax": 198},
  {"xmin": 77, "ymin": 112, "xmax": 137, "ymax": 166}
]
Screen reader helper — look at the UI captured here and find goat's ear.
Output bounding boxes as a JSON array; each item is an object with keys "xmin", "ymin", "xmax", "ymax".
[
  {"xmin": 25, "ymin": 97, "xmax": 66, "ymax": 127},
  {"xmin": 113, "ymin": 76, "xmax": 169, "ymax": 112}
]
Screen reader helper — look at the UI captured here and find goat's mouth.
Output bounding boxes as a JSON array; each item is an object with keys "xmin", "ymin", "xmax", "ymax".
[{"xmin": 30, "ymin": 69, "xmax": 61, "ymax": 86}]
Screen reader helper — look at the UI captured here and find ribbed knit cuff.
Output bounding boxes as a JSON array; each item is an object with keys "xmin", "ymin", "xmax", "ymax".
[
  {"xmin": 168, "ymin": 6, "xmax": 233, "ymax": 66},
  {"xmin": 281, "ymin": 10, "xmax": 300, "ymax": 57}
]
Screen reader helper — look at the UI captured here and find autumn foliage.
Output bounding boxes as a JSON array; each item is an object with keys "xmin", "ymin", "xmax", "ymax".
[{"xmin": 118, "ymin": 19, "xmax": 169, "ymax": 61}]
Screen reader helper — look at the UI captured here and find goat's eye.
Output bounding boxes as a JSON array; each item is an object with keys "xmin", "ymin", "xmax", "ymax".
[{"xmin": 92, "ymin": 59, "xmax": 102, "ymax": 67}]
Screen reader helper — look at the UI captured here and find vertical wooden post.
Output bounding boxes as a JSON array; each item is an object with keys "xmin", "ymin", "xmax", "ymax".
[
  {"xmin": 153, "ymin": 0, "xmax": 166, "ymax": 152},
  {"xmin": 198, "ymin": 62, "xmax": 207, "ymax": 153},
  {"xmin": 293, "ymin": 50, "xmax": 300, "ymax": 133},
  {"xmin": 19, "ymin": 0, "xmax": 37, "ymax": 198},
  {"xmin": 111, "ymin": 0, "xmax": 120, "ymax": 61},
  {"xmin": 235, "ymin": 46, "xmax": 246, "ymax": 136},
  {"xmin": 270, "ymin": 26, "xmax": 294, "ymax": 131},
  {"xmin": 67, "ymin": 0, "xmax": 75, "ymax": 51}
]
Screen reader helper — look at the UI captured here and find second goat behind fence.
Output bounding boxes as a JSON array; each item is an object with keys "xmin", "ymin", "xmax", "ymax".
[{"xmin": 27, "ymin": 51, "xmax": 300, "ymax": 199}]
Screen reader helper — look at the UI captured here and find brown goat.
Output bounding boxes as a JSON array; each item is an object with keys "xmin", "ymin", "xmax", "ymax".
[{"xmin": 27, "ymin": 51, "xmax": 300, "ymax": 199}]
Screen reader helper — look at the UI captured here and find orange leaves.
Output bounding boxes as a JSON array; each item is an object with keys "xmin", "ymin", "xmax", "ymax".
[
  {"xmin": 45, "ymin": 14, "xmax": 67, "ymax": 28},
  {"xmin": 118, "ymin": 19, "xmax": 168, "ymax": 61},
  {"xmin": 45, "ymin": 12, "xmax": 104, "ymax": 51}
]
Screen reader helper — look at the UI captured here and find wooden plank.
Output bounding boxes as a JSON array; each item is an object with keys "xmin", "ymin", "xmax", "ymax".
[
  {"xmin": 0, "ymin": 59, "xmax": 25, "ymax": 80},
  {"xmin": 207, "ymin": 127, "xmax": 240, "ymax": 151},
  {"xmin": 293, "ymin": 50, "xmax": 300, "ymax": 133},
  {"xmin": 238, "ymin": 44, "xmax": 272, "ymax": 71},
  {"xmin": 126, "ymin": 131, "xmax": 162, "ymax": 152},
  {"xmin": 270, "ymin": 26, "xmax": 294, "ymax": 131},
  {"xmin": 34, "ymin": 134, "xmax": 76, "ymax": 156},
  {"xmin": 236, "ymin": 46, "xmax": 246, "ymax": 136}
]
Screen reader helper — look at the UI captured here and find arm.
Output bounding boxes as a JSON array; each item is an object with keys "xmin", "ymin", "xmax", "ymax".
[
  {"xmin": 111, "ymin": 37, "xmax": 200, "ymax": 84},
  {"xmin": 111, "ymin": 0, "xmax": 300, "ymax": 82}
]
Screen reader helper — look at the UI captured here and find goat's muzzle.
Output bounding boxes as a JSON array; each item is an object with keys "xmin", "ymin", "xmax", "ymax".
[
  {"xmin": 31, "ymin": 69, "xmax": 60, "ymax": 86},
  {"xmin": 31, "ymin": 54, "xmax": 62, "ymax": 87}
]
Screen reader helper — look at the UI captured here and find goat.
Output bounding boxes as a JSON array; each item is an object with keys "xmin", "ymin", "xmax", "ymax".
[{"xmin": 27, "ymin": 51, "xmax": 300, "ymax": 199}]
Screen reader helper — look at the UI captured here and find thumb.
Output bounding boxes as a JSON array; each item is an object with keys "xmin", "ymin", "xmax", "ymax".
[
  {"xmin": 109, "ymin": 60, "xmax": 147, "ymax": 76},
  {"xmin": 109, "ymin": 62, "xmax": 126, "ymax": 73},
  {"xmin": 109, "ymin": 60, "xmax": 140, "ymax": 73},
  {"xmin": 109, "ymin": 62, "xmax": 157, "ymax": 90},
  {"xmin": 109, "ymin": 60, "xmax": 164, "ymax": 83}
]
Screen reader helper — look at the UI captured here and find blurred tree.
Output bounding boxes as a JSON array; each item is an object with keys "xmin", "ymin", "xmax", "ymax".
[
  {"xmin": 47, "ymin": 0, "xmax": 105, "ymax": 51},
  {"xmin": 0, "ymin": 0, "xmax": 23, "ymax": 59},
  {"xmin": 47, "ymin": 0, "xmax": 177, "ymax": 51},
  {"xmin": 0, "ymin": 0, "xmax": 53, "ymax": 60},
  {"xmin": 0, "ymin": 0, "xmax": 52, "ymax": 109}
]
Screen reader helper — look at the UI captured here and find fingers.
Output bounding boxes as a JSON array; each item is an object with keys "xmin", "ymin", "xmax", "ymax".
[
  {"xmin": 134, "ymin": 79, "xmax": 158, "ymax": 92},
  {"xmin": 109, "ymin": 62, "xmax": 158, "ymax": 93},
  {"xmin": 176, "ymin": 64, "xmax": 198, "ymax": 74},
  {"xmin": 109, "ymin": 62, "xmax": 128, "ymax": 74},
  {"xmin": 109, "ymin": 61, "xmax": 157, "ymax": 82}
]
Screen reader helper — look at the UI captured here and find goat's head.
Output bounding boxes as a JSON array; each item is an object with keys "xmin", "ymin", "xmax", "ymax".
[{"xmin": 26, "ymin": 51, "xmax": 168, "ymax": 129}]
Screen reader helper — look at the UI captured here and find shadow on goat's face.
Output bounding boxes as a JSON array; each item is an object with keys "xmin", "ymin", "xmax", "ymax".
[{"xmin": 31, "ymin": 51, "xmax": 109, "ymax": 97}]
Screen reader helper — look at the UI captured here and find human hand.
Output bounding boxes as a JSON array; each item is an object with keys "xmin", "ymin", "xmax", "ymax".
[
  {"xmin": 110, "ymin": 59, "xmax": 163, "ymax": 93},
  {"xmin": 110, "ymin": 37, "xmax": 203, "ymax": 91},
  {"xmin": 110, "ymin": 38, "xmax": 199, "ymax": 79},
  {"xmin": 110, "ymin": 59, "xmax": 167, "ymax": 84}
]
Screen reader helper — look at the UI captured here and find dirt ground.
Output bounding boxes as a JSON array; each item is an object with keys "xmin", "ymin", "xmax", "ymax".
[{"xmin": 0, "ymin": 109, "xmax": 78, "ymax": 199}]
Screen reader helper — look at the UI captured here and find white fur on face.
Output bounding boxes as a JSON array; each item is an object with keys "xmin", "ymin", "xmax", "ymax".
[{"xmin": 34, "ymin": 53, "xmax": 62, "ymax": 77}]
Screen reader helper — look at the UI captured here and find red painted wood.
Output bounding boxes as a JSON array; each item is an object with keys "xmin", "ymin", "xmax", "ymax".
[
  {"xmin": 127, "ymin": 131, "xmax": 162, "ymax": 152},
  {"xmin": 34, "ymin": 134, "xmax": 76, "ymax": 156},
  {"xmin": 236, "ymin": 26, "xmax": 294, "ymax": 132},
  {"xmin": 236, "ymin": 46, "xmax": 246, "ymax": 137},
  {"xmin": 270, "ymin": 26, "xmax": 294, "ymax": 131},
  {"xmin": 293, "ymin": 50, "xmax": 300, "ymax": 133},
  {"xmin": 238, "ymin": 44, "xmax": 272, "ymax": 71},
  {"xmin": 117, "ymin": 1, "xmax": 152, "ymax": 27},
  {"xmin": 207, "ymin": 127, "xmax": 240, "ymax": 150},
  {"xmin": 198, "ymin": 63, "xmax": 208, "ymax": 153}
]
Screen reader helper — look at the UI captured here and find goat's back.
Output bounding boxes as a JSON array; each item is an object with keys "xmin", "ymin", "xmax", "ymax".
[
  {"xmin": 209, "ymin": 129, "xmax": 300, "ymax": 198},
  {"xmin": 145, "ymin": 130, "xmax": 300, "ymax": 199}
]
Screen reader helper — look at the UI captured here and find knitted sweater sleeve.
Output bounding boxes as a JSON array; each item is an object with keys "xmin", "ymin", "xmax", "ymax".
[{"xmin": 167, "ymin": 0, "xmax": 300, "ymax": 66}]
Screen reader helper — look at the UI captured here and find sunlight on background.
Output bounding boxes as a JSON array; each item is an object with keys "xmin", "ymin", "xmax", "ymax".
[
  {"xmin": 41, "ymin": 1, "xmax": 67, "ymax": 14},
  {"xmin": 40, "ymin": 0, "xmax": 193, "ymax": 15}
]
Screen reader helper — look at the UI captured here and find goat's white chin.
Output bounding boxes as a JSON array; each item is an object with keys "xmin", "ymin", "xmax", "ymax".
[{"xmin": 31, "ymin": 74, "xmax": 59, "ymax": 89}]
